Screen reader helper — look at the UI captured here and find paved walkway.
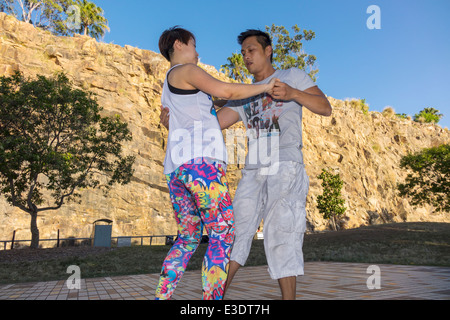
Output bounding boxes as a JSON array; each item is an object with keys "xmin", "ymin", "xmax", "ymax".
[{"xmin": 1, "ymin": 262, "xmax": 449, "ymax": 300}]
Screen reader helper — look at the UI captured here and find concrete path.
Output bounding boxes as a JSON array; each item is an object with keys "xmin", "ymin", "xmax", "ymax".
[{"xmin": 1, "ymin": 262, "xmax": 449, "ymax": 300}]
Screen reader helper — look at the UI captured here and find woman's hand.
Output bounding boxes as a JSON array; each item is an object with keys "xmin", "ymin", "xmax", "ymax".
[{"xmin": 266, "ymin": 78, "xmax": 280, "ymax": 95}]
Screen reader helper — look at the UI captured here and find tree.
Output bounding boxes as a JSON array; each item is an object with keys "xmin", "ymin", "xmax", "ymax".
[
  {"xmin": 398, "ymin": 144, "xmax": 449, "ymax": 212},
  {"xmin": 0, "ymin": 0, "xmax": 109, "ymax": 40},
  {"xmin": 0, "ymin": 0, "xmax": 15, "ymax": 15},
  {"xmin": 0, "ymin": 0, "xmax": 74, "ymax": 35},
  {"xmin": 267, "ymin": 24, "xmax": 318, "ymax": 82},
  {"xmin": 220, "ymin": 52, "xmax": 252, "ymax": 83},
  {"xmin": 0, "ymin": 72, "xmax": 135, "ymax": 248},
  {"xmin": 221, "ymin": 24, "xmax": 318, "ymax": 82},
  {"xmin": 413, "ymin": 107, "xmax": 443, "ymax": 124},
  {"xmin": 317, "ymin": 168, "xmax": 346, "ymax": 231},
  {"xmin": 74, "ymin": 0, "xmax": 109, "ymax": 40}
]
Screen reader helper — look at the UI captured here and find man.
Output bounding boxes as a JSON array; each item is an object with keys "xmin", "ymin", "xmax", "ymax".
[{"xmin": 160, "ymin": 29, "xmax": 331, "ymax": 300}]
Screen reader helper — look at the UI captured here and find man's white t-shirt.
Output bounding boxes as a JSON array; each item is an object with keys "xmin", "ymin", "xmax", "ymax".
[{"xmin": 224, "ymin": 68, "xmax": 316, "ymax": 169}]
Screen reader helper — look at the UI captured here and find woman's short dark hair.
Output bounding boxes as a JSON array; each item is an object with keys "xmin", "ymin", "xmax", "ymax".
[
  {"xmin": 237, "ymin": 29, "xmax": 273, "ymax": 62},
  {"xmin": 159, "ymin": 26, "xmax": 195, "ymax": 62}
]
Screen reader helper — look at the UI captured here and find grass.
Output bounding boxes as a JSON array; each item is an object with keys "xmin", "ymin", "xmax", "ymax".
[
  {"xmin": 0, "ymin": 222, "xmax": 449, "ymax": 284},
  {"xmin": 302, "ymin": 222, "xmax": 450, "ymax": 266}
]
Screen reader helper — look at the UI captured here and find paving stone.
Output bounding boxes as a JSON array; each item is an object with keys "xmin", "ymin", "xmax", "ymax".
[{"xmin": 0, "ymin": 262, "xmax": 449, "ymax": 300}]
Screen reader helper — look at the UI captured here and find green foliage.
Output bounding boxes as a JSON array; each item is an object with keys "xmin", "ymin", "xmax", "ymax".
[
  {"xmin": 395, "ymin": 113, "xmax": 409, "ymax": 120},
  {"xmin": 398, "ymin": 144, "xmax": 449, "ymax": 212},
  {"xmin": 220, "ymin": 52, "xmax": 252, "ymax": 83},
  {"xmin": 221, "ymin": 24, "xmax": 318, "ymax": 82},
  {"xmin": 348, "ymin": 99, "xmax": 369, "ymax": 115},
  {"xmin": 359, "ymin": 98, "xmax": 369, "ymax": 115},
  {"xmin": 0, "ymin": 0, "xmax": 109, "ymax": 40},
  {"xmin": 74, "ymin": 0, "xmax": 109, "ymax": 39},
  {"xmin": 266, "ymin": 24, "xmax": 318, "ymax": 82},
  {"xmin": 0, "ymin": 71, "xmax": 135, "ymax": 247},
  {"xmin": 0, "ymin": 0, "xmax": 15, "ymax": 14},
  {"xmin": 413, "ymin": 107, "xmax": 443, "ymax": 124},
  {"xmin": 316, "ymin": 168, "xmax": 346, "ymax": 230},
  {"xmin": 1, "ymin": 0, "xmax": 72, "ymax": 34}
]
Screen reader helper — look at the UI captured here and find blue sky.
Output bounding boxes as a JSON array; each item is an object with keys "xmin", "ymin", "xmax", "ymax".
[{"xmin": 95, "ymin": 0, "xmax": 450, "ymax": 129}]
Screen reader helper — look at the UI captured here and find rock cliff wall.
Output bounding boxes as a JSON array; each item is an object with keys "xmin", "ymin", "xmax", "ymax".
[{"xmin": 0, "ymin": 13, "xmax": 448, "ymax": 244}]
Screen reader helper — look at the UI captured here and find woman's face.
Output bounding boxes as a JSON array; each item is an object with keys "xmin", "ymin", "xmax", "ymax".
[{"xmin": 184, "ymin": 38, "xmax": 199, "ymax": 65}]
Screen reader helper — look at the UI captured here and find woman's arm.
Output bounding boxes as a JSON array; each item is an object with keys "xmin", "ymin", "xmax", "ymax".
[{"xmin": 170, "ymin": 64, "xmax": 276, "ymax": 100}]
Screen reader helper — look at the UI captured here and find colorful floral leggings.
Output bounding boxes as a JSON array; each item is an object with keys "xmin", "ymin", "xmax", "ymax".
[{"xmin": 155, "ymin": 158, "xmax": 235, "ymax": 300}]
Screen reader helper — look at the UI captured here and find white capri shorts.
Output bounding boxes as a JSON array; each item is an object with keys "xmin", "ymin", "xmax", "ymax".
[{"xmin": 230, "ymin": 161, "xmax": 309, "ymax": 280}]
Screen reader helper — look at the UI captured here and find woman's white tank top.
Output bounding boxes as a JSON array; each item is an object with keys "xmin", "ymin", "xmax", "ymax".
[{"xmin": 161, "ymin": 65, "xmax": 227, "ymax": 174}]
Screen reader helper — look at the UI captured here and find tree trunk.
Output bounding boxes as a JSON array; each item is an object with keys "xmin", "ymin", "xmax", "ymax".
[
  {"xmin": 30, "ymin": 211, "xmax": 40, "ymax": 249},
  {"xmin": 330, "ymin": 216, "xmax": 337, "ymax": 231}
]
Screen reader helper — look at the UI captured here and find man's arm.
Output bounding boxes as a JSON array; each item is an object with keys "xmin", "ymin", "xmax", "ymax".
[
  {"xmin": 213, "ymin": 99, "xmax": 228, "ymax": 108},
  {"xmin": 217, "ymin": 107, "xmax": 240, "ymax": 130},
  {"xmin": 159, "ymin": 105, "xmax": 240, "ymax": 130},
  {"xmin": 272, "ymin": 81, "xmax": 332, "ymax": 116}
]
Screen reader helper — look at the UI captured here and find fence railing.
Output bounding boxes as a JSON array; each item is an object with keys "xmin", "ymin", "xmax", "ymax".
[{"xmin": 0, "ymin": 234, "xmax": 178, "ymax": 250}]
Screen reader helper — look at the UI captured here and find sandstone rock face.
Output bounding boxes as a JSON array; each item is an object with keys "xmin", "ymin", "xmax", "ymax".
[
  {"xmin": 0, "ymin": 13, "xmax": 448, "ymax": 245},
  {"xmin": 302, "ymin": 99, "xmax": 449, "ymax": 230}
]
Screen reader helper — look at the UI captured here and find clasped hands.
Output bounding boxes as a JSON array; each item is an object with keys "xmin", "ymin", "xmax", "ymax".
[
  {"xmin": 269, "ymin": 79, "xmax": 296, "ymax": 101},
  {"xmin": 159, "ymin": 79, "xmax": 294, "ymax": 129}
]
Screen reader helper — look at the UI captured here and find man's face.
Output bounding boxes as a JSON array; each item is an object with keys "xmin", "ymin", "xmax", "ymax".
[{"xmin": 241, "ymin": 36, "xmax": 272, "ymax": 74}]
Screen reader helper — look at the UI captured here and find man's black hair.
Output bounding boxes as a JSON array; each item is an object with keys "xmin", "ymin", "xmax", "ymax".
[{"xmin": 237, "ymin": 29, "xmax": 273, "ymax": 62}]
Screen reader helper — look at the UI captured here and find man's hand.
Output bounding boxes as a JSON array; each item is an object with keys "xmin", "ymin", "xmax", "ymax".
[
  {"xmin": 271, "ymin": 80, "xmax": 332, "ymax": 116},
  {"xmin": 271, "ymin": 80, "xmax": 296, "ymax": 101},
  {"xmin": 159, "ymin": 105, "xmax": 170, "ymax": 129}
]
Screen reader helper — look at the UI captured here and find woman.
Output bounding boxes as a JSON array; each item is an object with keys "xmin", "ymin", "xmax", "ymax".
[{"xmin": 155, "ymin": 26, "xmax": 276, "ymax": 300}]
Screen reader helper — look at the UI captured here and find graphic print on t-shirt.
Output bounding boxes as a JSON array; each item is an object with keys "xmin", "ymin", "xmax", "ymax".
[{"xmin": 242, "ymin": 93, "xmax": 283, "ymax": 139}]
